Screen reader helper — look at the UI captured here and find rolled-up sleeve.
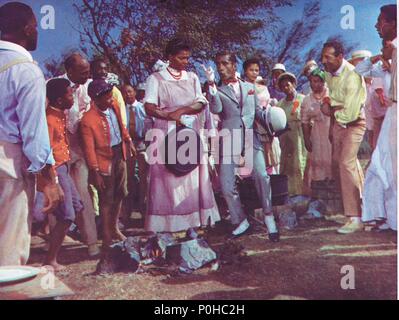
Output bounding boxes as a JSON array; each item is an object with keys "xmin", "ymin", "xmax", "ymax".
[
  {"xmin": 15, "ymin": 66, "xmax": 54, "ymax": 173},
  {"xmin": 355, "ymin": 58, "xmax": 386, "ymax": 79}
]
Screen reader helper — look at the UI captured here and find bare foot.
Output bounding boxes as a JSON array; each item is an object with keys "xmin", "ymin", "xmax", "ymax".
[{"xmin": 43, "ymin": 261, "xmax": 66, "ymax": 272}]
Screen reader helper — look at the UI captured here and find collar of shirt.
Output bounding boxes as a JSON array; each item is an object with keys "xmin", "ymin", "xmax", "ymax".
[
  {"xmin": 331, "ymin": 59, "xmax": 347, "ymax": 77},
  {"xmin": 63, "ymin": 73, "xmax": 80, "ymax": 89},
  {"xmin": 0, "ymin": 40, "xmax": 33, "ymax": 62},
  {"xmin": 392, "ymin": 37, "xmax": 397, "ymax": 48},
  {"xmin": 99, "ymin": 108, "xmax": 111, "ymax": 116},
  {"xmin": 48, "ymin": 106, "xmax": 66, "ymax": 117},
  {"xmin": 133, "ymin": 100, "xmax": 142, "ymax": 107}
]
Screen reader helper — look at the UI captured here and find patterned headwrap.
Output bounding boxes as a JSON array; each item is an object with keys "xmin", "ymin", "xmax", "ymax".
[
  {"xmin": 310, "ymin": 68, "xmax": 326, "ymax": 82},
  {"xmin": 106, "ymin": 72, "xmax": 120, "ymax": 86}
]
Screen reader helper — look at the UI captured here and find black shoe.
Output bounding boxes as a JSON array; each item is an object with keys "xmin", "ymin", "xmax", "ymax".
[{"xmin": 268, "ymin": 232, "xmax": 280, "ymax": 243}]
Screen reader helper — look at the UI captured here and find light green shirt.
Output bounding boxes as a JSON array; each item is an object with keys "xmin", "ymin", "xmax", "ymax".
[{"xmin": 325, "ymin": 60, "xmax": 367, "ymax": 125}]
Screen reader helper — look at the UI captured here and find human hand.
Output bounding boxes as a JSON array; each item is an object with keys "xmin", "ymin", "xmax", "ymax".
[
  {"xmin": 129, "ymin": 141, "xmax": 137, "ymax": 157},
  {"xmin": 91, "ymin": 170, "xmax": 106, "ymax": 192},
  {"xmin": 201, "ymin": 64, "xmax": 215, "ymax": 84},
  {"xmin": 168, "ymin": 110, "xmax": 183, "ymax": 125},
  {"xmin": 42, "ymin": 182, "xmax": 64, "ymax": 214}
]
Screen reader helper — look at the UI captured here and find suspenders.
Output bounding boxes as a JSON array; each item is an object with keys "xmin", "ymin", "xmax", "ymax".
[{"xmin": 0, "ymin": 58, "xmax": 32, "ymax": 73}]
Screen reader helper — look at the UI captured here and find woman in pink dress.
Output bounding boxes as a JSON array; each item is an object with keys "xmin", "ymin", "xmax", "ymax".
[
  {"xmin": 144, "ymin": 38, "xmax": 220, "ymax": 233},
  {"xmin": 300, "ymin": 68, "xmax": 332, "ymax": 182}
]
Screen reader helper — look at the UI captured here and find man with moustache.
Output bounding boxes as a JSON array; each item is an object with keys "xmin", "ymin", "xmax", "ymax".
[{"xmin": 320, "ymin": 40, "xmax": 367, "ymax": 234}]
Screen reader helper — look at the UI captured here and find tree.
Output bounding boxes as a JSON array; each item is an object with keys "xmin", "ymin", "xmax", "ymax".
[
  {"xmin": 71, "ymin": 0, "xmax": 292, "ymax": 85},
  {"xmin": 43, "ymin": 0, "xmax": 358, "ymax": 87}
]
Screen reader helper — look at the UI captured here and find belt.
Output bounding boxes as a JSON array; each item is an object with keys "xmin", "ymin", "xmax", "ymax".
[{"xmin": 345, "ymin": 117, "xmax": 365, "ymax": 127}]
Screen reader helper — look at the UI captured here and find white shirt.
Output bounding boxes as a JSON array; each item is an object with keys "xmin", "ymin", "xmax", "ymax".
[
  {"xmin": 355, "ymin": 57, "xmax": 391, "ymax": 94},
  {"xmin": 331, "ymin": 59, "xmax": 347, "ymax": 76},
  {"xmin": 58, "ymin": 74, "xmax": 92, "ymax": 134},
  {"xmin": 390, "ymin": 38, "xmax": 397, "ymax": 102},
  {"xmin": 209, "ymin": 79, "xmax": 241, "ymax": 101},
  {"xmin": 0, "ymin": 40, "xmax": 54, "ymax": 172}
]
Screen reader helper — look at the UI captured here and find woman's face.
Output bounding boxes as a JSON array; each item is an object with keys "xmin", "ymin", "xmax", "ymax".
[
  {"xmin": 168, "ymin": 50, "xmax": 191, "ymax": 71},
  {"xmin": 280, "ymin": 79, "xmax": 296, "ymax": 96},
  {"xmin": 245, "ymin": 63, "xmax": 260, "ymax": 82},
  {"xmin": 309, "ymin": 75, "xmax": 325, "ymax": 93}
]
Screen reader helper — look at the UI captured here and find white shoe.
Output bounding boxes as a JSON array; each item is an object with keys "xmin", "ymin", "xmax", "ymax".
[
  {"xmin": 337, "ymin": 220, "xmax": 364, "ymax": 234},
  {"xmin": 232, "ymin": 219, "xmax": 250, "ymax": 236}
]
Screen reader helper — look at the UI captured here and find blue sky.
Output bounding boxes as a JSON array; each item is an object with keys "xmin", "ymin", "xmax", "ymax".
[{"xmin": 1, "ymin": 0, "xmax": 392, "ymax": 72}]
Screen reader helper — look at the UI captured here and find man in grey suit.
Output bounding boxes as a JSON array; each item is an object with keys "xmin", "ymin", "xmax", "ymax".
[{"xmin": 204, "ymin": 52, "xmax": 280, "ymax": 242}]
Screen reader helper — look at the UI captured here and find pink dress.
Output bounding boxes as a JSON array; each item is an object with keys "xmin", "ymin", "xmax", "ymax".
[
  {"xmin": 300, "ymin": 88, "xmax": 332, "ymax": 181},
  {"xmin": 145, "ymin": 72, "xmax": 220, "ymax": 233}
]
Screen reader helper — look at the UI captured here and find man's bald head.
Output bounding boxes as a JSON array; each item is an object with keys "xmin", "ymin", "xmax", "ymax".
[{"xmin": 64, "ymin": 53, "xmax": 91, "ymax": 85}]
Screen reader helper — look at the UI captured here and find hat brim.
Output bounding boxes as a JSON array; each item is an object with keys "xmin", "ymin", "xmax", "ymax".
[{"xmin": 277, "ymin": 73, "xmax": 297, "ymax": 90}]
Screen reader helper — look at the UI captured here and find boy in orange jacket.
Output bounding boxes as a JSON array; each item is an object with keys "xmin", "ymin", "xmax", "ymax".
[{"xmin": 80, "ymin": 79, "xmax": 136, "ymax": 253}]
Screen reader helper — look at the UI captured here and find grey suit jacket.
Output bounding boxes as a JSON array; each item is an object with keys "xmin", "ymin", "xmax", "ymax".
[{"xmin": 208, "ymin": 80, "xmax": 265, "ymax": 156}]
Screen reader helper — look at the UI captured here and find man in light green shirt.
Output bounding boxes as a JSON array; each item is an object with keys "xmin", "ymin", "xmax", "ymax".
[{"xmin": 321, "ymin": 40, "xmax": 367, "ymax": 234}]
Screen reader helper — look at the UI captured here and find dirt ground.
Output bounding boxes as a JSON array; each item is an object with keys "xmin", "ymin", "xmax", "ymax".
[{"xmin": 28, "ymin": 214, "xmax": 397, "ymax": 300}]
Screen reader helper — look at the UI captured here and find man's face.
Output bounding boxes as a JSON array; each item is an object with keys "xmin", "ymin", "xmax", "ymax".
[
  {"xmin": 95, "ymin": 90, "xmax": 114, "ymax": 110},
  {"xmin": 25, "ymin": 16, "xmax": 38, "ymax": 51},
  {"xmin": 169, "ymin": 50, "xmax": 190, "ymax": 71},
  {"xmin": 136, "ymin": 89, "xmax": 145, "ymax": 102},
  {"xmin": 92, "ymin": 62, "xmax": 108, "ymax": 80},
  {"xmin": 375, "ymin": 12, "xmax": 396, "ymax": 40},
  {"xmin": 279, "ymin": 79, "xmax": 296, "ymax": 96},
  {"xmin": 272, "ymin": 69, "xmax": 284, "ymax": 83},
  {"xmin": 321, "ymin": 46, "xmax": 343, "ymax": 73},
  {"xmin": 244, "ymin": 63, "xmax": 260, "ymax": 83},
  {"xmin": 215, "ymin": 55, "xmax": 236, "ymax": 81},
  {"xmin": 309, "ymin": 75, "xmax": 324, "ymax": 93},
  {"xmin": 59, "ymin": 87, "xmax": 75, "ymax": 110},
  {"xmin": 122, "ymin": 85, "xmax": 136, "ymax": 105},
  {"xmin": 69, "ymin": 59, "xmax": 91, "ymax": 85}
]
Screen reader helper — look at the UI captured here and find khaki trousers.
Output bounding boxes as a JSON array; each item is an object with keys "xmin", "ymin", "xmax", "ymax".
[
  {"xmin": 0, "ymin": 141, "xmax": 35, "ymax": 266},
  {"xmin": 332, "ymin": 120, "xmax": 366, "ymax": 217},
  {"xmin": 68, "ymin": 134, "xmax": 98, "ymax": 246}
]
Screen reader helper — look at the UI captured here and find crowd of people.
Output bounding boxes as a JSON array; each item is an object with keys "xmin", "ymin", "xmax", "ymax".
[{"xmin": 0, "ymin": 2, "xmax": 397, "ymax": 272}]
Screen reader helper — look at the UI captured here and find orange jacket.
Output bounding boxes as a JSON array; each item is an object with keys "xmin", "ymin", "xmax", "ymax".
[
  {"xmin": 46, "ymin": 107, "xmax": 70, "ymax": 168},
  {"xmin": 80, "ymin": 99, "xmax": 132, "ymax": 175}
]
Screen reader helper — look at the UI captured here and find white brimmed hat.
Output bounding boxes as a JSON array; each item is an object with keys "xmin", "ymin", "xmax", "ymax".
[
  {"xmin": 272, "ymin": 63, "xmax": 286, "ymax": 72},
  {"xmin": 261, "ymin": 106, "xmax": 287, "ymax": 136},
  {"xmin": 351, "ymin": 50, "xmax": 372, "ymax": 60}
]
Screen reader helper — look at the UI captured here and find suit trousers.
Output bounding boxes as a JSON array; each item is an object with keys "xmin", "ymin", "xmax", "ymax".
[
  {"xmin": 0, "ymin": 141, "xmax": 35, "ymax": 266},
  {"xmin": 219, "ymin": 149, "xmax": 272, "ymax": 225},
  {"xmin": 332, "ymin": 119, "xmax": 366, "ymax": 217},
  {"xmin": 68, "ymin": 133, "xmax": 98, "ymax": 246}
]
